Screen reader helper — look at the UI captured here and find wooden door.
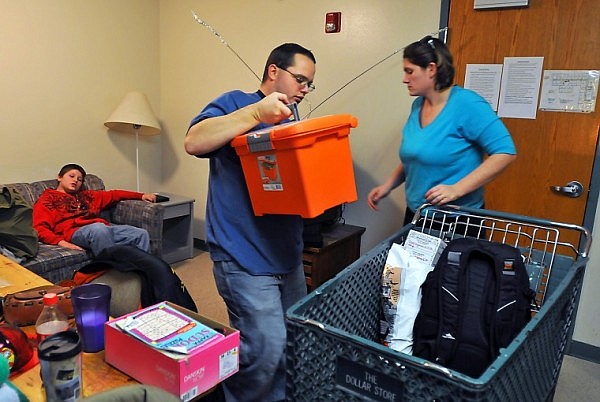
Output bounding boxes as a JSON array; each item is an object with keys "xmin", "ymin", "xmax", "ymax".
[{"xmin": 447, "ymin": 0, "xmax": 600, "ymax": 249}]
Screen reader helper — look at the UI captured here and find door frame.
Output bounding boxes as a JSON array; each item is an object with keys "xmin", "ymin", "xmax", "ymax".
[{"xmin": 583, "ymin": 129, "xmax": 600, "ymax": 239}]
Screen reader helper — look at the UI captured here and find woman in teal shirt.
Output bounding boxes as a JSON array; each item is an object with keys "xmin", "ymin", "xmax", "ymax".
[{"xmin": 368, "ymin": 36, "xmax": 516, "ymax": 226}]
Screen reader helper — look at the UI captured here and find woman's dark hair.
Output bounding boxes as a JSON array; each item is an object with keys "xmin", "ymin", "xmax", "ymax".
[
  {"xmin": 261, "ymin": 43, "xmax": 316, "ymax": 82},
  {"xmin": 58, "ymin": 163, "xmax": 86, "ymax": 180},
  {"xmin": 403, "ymin": 36, "xmax": 454, "ymax": 91}
]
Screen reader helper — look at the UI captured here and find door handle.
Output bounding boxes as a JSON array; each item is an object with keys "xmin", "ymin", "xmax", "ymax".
[{"xmin": 550, "ymin": 181, "xmax": 584, "ymax": 198}]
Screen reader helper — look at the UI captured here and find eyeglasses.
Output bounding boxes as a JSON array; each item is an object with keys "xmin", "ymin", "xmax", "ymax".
[{"xmin": 278, "ymin": 66, "xmax": 315, "ymax": 92}]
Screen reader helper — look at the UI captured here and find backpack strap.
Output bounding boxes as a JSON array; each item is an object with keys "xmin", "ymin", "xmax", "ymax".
[
  {"xmin": 492, "ymin": 244, "xmax": 533, "ymax": 350},
  {"xmin": 489, "ymin": 251, "xmax": 511, "ymax": 359},
  {"xmin": 435, "ymin": 248, "xmax": 465, "ymax": 365}
]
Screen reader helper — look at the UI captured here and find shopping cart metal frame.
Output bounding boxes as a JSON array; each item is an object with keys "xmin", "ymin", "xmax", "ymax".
[{"xmin": 411, "ymin": 204, "xmax": 591, "ymax": 310}]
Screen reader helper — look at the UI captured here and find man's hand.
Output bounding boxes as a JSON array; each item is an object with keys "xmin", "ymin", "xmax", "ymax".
[
  {"xmin": 250, "ymin": 92, "xmax": 293, "ymax": 124},
  {"xmin": 185, "ymin": 92, "xmax": 294, "ymax": 156},
  {"xmin": 58, "ymin": 240, "xmax": 84, "ymax": 251}
]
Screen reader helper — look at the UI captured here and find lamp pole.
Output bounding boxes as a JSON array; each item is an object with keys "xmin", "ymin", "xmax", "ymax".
[{"xmin": 134, "ymin": 124, "xmax": 141, "ymax": 192}]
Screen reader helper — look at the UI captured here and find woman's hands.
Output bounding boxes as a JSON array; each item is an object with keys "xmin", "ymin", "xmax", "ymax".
[
  {"xmin": 367, "ymin": 185, "xmax": 392, "ymax": 211},
  {"xmin": 424, "ymin": 184, "xmax": 462, "ymax": 205}
]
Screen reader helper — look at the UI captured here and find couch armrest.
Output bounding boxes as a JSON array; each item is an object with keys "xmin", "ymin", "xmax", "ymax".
[{"xmin": 110, "ymin": 200, "xmax": 165, "ymax": 257}]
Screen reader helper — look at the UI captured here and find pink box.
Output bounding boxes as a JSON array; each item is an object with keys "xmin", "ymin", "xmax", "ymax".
[{"xmin": 104, "ymin": 302, "xmax": 239, "ymax": 401}]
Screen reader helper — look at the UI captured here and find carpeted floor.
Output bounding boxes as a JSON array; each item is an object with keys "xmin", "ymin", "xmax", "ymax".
[
  {"xmin": 172, "ymin": 249, "xmax": 600, "ymax": 401},
  {"xmin": 172, "ymin": 249, "xmax": 228, "ymax": 324}
]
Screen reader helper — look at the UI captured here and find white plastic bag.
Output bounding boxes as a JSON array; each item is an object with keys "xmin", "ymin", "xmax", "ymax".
[{"xmin": 380, "ymin": 241, "xmax": 437, "ymax": 354}]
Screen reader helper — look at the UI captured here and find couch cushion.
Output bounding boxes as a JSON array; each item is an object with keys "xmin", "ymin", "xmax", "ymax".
[
  {"xmin": 22, "ymin": 244, "xmax": 91, "ymax": 283},
  {"xmin": 29, "ymin": 179, "xmax": 59, "ymax": 202},
  {"xmin": 90, "ymin": 270, "xmax": 142, "ymax": 317},
  {"xmin": 82, "ymin": 174, "xmax": 105, "ymax": 191}
]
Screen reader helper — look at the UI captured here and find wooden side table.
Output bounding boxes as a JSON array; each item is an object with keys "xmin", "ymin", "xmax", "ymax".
[
  {"xmin": 303, "ymin": 223, "xmax": 366, "ymax": 291},
  {"xmin": 158, "ymin": 193, "xmax": 195, "ymax": 264}
]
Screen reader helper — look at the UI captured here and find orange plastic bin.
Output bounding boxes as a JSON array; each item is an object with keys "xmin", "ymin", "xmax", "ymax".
[{"xmin": 231, "ymin": 114, "xmax": 359, "ymax": 218}]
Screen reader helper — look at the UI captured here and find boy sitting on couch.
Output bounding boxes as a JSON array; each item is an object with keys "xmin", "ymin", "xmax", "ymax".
[{"xmin": 33, "ymin": 163, "xmax": 156, "ymax": 257}]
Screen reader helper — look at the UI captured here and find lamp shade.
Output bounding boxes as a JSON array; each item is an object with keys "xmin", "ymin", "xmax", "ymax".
[{"xmin": 104, "ymin": 91, "xmax": 161, "ymax": 136}]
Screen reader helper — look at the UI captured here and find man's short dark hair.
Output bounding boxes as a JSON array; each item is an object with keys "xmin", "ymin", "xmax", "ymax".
[
  {"xmin": 261, "ymin": 43, "xmax": 316, "ymax": 82},
  {"xmin": 58, "ymin": 163, "xmax": 86, "ymax": 179}
]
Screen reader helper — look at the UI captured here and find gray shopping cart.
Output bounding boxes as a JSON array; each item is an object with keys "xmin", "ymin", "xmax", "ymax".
[{"xmin": 286, "ymin": 204, "xmax": 591, "ymax": 402}]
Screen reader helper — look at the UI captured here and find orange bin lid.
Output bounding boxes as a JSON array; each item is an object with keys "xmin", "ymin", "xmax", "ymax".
[{"xmin": 231, "ymin": 114, "xmax": 358, "ymax": 153}]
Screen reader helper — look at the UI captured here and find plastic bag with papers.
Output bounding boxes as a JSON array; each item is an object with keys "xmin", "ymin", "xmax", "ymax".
[{"xmin": 380, "ymin": 230, "xmax": 446, "ymax": 354}]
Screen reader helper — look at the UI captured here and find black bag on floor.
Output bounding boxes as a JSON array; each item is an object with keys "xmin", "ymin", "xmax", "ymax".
[
  {"xmin": 412, "ymin": 237, "xmax": 535, "ymax": 377},
  {"xmin": 78, "ymin": 245, "xmax": 198, "ymax": 313}
]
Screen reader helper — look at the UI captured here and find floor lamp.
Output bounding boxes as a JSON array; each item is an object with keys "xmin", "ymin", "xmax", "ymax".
[{"xmin": 104, "ymin": 91, "xmax": 161, "ymax": 192}]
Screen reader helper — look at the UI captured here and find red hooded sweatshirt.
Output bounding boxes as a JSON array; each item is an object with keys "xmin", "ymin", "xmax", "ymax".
[{"xmin": 33, "ymin": 188, "xmax": 144, "ymax": 245}]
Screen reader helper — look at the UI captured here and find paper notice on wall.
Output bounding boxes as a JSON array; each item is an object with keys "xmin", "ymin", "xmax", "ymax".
[
  {"xmin": 465, "ymin": 64, "xmax": 503, "ymax": 111},
  {"xmin": 539, "ymin": 70, "xmax": 599, "ymax": 113},
  {"xmin": 498, "ymin": 57, "xmax": 544, "ymax": 119}
]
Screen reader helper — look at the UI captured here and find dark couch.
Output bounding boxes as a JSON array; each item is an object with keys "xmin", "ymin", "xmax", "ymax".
[{"xmin": 1, "ymin": 175, "xmax": 165, "ymax": 283}]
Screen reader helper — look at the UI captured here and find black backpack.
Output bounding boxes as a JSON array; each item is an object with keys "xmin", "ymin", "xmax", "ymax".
[{"xmin": 412, "ymin": 237, "xmax": 535, "ymax": 377}]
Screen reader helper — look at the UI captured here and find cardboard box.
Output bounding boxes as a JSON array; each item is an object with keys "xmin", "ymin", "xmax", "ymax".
[
  {"xmin": 105, "ymin": 302, "xmax": 239, "ymax": 401},
  {"xmin": 230, "ymin": 114, "xmax": 359, "ymax": 218}
]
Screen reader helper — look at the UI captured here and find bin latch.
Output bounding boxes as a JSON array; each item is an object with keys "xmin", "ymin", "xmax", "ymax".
[{"xmin": 247, "ymin": 132, "xmax": 273, "ymax": 153}]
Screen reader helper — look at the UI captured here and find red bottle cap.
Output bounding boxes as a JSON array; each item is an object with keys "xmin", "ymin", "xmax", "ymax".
[{"xmin": 42, "ymin": 293, "xmax": 58, "ymax": 305}]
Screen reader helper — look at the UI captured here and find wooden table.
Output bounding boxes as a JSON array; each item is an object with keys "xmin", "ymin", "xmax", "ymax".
[
  {"xmin": 0, "ymin": 254, "xmax": 52, "ymax": 297},
  {"xmin": 12, "ymin": 344, "xmax": 138, "ymax": 401},
  {"xmin": 1, "ymin": 254, "xmax": 137, "ymax": 400},
  {"xmin": 13, "ymin": 326, "xmax": 218, "ymax": 401},
  {"xmin": 2, "ymin": 255, "xmax": 216, "ymax": 401}
]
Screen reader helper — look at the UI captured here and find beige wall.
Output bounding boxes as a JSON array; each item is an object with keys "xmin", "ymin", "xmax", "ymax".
[
  {"xmin": 1, "ymin": 1, "xmax": 597, "ymax": 350},
  {"xmin": 1, "ymin": 0, "xmax": 160, "ymax": 191},
  {"xmin": 159, "ymin": 0, "xmax": 441, "ymax": 250}
]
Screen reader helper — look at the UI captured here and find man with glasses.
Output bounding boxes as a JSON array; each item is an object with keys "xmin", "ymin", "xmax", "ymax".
[{"xmin": 185, "ymin": 43, "xmax": 316, "ymax": 402}]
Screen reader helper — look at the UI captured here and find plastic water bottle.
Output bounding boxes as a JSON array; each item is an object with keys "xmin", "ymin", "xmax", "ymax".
[{"xmin": 35, "ymin": 293, "xmax": 70, "ymax": 344}]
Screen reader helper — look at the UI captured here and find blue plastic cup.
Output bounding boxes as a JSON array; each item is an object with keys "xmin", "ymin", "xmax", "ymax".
[{"xmin": 71, "ymin": 283, "xmax": 111, "ymax": 353}]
